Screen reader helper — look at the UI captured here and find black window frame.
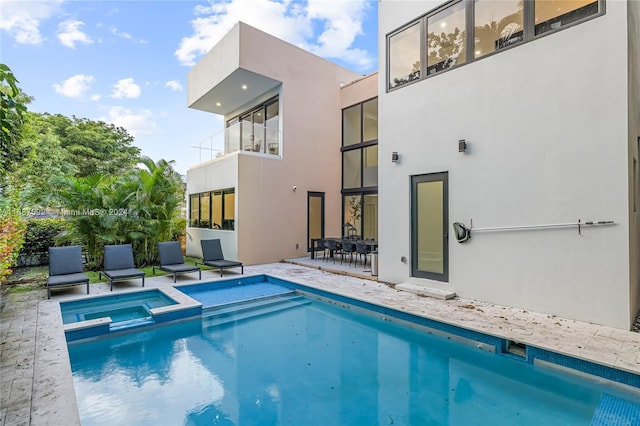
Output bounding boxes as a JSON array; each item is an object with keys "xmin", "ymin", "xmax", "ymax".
[
  {"xmin": 189, "ymin": 188, "xmax": 235, "ymax": 230},
  {"xmin": 386, "ymin": 0, "xmax": 606, "ymax": 91}
]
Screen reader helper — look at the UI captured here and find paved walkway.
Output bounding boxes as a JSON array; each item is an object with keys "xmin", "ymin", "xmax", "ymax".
[{"xmin": 1, "ymin": 261, "xmax": 639, "ymax": 425}]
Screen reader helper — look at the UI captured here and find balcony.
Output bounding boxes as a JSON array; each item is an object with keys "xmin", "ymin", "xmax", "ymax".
[{"xmin": 191, "ymin": 121, "xmax": 281, "ymax": 164}]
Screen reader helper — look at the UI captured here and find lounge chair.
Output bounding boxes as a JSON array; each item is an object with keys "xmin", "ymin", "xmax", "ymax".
[
  {"xmin": 99, "ymin": 244, "xmax": 145, "ymax": 291},
  {"xmin": 47, "ymin": 246, "xmax": 90, "ymax": 299},
  {"xmin": 196, "ymin": 239, "xmax": 243, "ymax": 277},
  {"xmin": 153, "ymin": 241, "xmax": 201, "ymax": 283}
]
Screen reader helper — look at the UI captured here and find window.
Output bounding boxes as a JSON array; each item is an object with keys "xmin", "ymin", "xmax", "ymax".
[
  {"xmin": 535, "ymin": 0, "xmax": 599, "ymax": 35},
  {"xmin": 342, "ymin": 98, "xmax": 378, "ymax": 239},
  {"xmin": 343, "ymin": 104, "xmax": 362, "ymax": 147},
  {"xmin": 474, "ymin": 0, "xmax": 523, "ymax": 59},
  {"xmin": 427, "ymin": 1, "xmax": 467, "ymax": 75},
  {"xmin": 387, "ymin": 0, "xmax": 604, "ymax": 89},
  {"xmin": 189, "ymin": 188, "xmax": 235, "ymax": 230},
  {"xmin": 363, "ymin": 98, "xmax": 378, "ymax": 142},
  {"xmin": 388, "ymin": 22, "xmax": 422, "ymax": 89},
  {"xmin": 200, "ymin": 192, "xmax": 211, "ymax": 229},
  {"xmin": 343, "ymin": 150, "xmax": 362, "ymax": 189},
  {"xmin": 226, "ymin": 97, "xmax": 279, "ymax": 155}
]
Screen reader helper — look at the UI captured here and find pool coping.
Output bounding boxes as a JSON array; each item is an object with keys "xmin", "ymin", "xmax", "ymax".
[{"xmin": 61, "ymin": 287, "xmax": 203, "ymax": 342}]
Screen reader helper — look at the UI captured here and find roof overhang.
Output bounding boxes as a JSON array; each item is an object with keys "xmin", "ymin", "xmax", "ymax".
[{"xmin": 188, "ymin": 68, "xmax": 281, "ymax": 115}]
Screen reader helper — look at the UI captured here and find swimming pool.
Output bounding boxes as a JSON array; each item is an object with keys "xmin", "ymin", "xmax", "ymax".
[{"xmin": 66, "ymin": 276, "xmax": 640, "ymax": 425}]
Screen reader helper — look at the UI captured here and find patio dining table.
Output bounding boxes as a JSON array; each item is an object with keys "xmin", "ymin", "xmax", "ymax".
[{"xmin": 311, "ymin": 237, "xmax": 378, "ymax": 260}]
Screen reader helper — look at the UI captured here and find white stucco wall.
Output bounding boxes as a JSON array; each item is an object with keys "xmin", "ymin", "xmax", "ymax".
[
  {"xmin": 186, "ymin": 155, "xmax": 239, "ymax": 260},
  {"xmin": 378, "ymin": 1, "xmax": 632, "ymax": 328},
  {"xmin": 628, "ymin": 0, "xmax": 640, "ymax": 325}
]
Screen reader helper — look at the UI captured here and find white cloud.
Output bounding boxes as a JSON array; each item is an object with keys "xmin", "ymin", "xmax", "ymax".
[
  {"xmin": 52, "ymin": 74, "xmax": 95, "ymax": 98},
  {"xmin": 164, "ymin": 80, "xmax": 183, "ymax": 91},
  {"xmin": 58, "ymin": 20, "xmax": 94, "ymax": 49},
  {"xmin": 111, "ymin": 78, "xmax": 141, "ymax": 99},
  {"xmin": 100, "ymin": 106, "xmax": 156, "ymax": 137},
  {"xmin": 109, "ymin": 25, "xmax": 147, "ymax": 44},
  {"xmin": 90, "ymin": 94, "xmax": 101, "ymax": 102},
  {"xmin": 0, "ymin": 0, "xmax": 61, "ymax": 44},
  {"xmin": 174, "ymin": 0, "xmax": 374, "ymax": 71}
]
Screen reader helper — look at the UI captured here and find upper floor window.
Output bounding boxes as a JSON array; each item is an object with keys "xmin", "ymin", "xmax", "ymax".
[
  {"xmin": 389, "ymin": 22, "xmax": 421, "ymax": 89},
  {"xmin": 387, "ymin": 0, "xmax": 603, "ymax": 90},
  {"xmin": 225, "ymin": 97, "xmax": 279, "ymax": 155},
  {"xmin": 427, "ymin": 1, "xmax": 467, "ymax": 75}
]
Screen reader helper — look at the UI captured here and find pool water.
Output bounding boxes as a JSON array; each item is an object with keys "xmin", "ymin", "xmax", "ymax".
[
  {"xmin": 60, "ymin": 290, "xmax": 177, "ymax": 324},
  {"xmin": 67, "ymin": 292, "xmax": 640, "ymax": 426}
]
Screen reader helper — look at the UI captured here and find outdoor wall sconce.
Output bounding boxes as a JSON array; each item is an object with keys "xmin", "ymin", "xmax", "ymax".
[
  {"xmin": 392, "ymin": 152, "xmax": 399, "ymax": 163},
  {"xmin": 292, "ymin": 185, "xmax": 298, "ymax": 192},
  {"xmin": 458, "ymin": 139, "xmax": 467, "ymax": 153}
]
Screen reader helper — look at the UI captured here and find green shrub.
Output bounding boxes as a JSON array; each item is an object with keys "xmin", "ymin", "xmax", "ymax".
[{"xmin": 20, "ymin": 218, "xmax": 72, "ymax": 255}]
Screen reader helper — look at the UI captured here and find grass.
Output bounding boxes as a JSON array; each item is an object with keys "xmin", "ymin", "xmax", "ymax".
[{"xmin": 4, "ymin": 256, "xmax": 210, "ymax": 293}]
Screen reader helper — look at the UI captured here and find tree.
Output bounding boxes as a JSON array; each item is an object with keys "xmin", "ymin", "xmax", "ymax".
[
  {"xmin": 41, "ymin": 114, "xmax": 141, "ymax": 176},
  {"xmin": 0, "ymin": 64, "xmax": 30, "ymax": 177}
]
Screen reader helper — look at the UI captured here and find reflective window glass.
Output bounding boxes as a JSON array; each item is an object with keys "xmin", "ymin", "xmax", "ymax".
[
  {"xmin": 363, "ymin": 194, "xmax": 378, "ymax": 241},
  {"xmin": 343, "ymin": 195, "xmax": 362, "ymax": 238},
  {"xmin": 212, "ymin": 192, "xmax": 222, "ymax": 229},
  {"xmin": 363, "ymin": 98, "xmax": 378, "ymax": 142},
  {"xmin": 266, "ymin": 101, "xmax": 279, "ymax": 155},
  {"xmin": 535, "ymin": 0, "xmax": 599, "ymax": 35},
  {"xmin": 427, "ymin": 1, "xmax": 467, "ymax": 75},
  {"xmin": 200, "ymin": 192, "xmax": 211, "ymax": 228},
  {"xmin": 363, "ymin": 145, "xmax": 378, "ymax": 188},
  {"xmin": 474, "ymin": 0, "xmax": 523, "ymax": 58},
  {"xmin": 343, "ymin": 150, "xmax": 362, "ymax": 189},
  {"xmin": 189, "ymin": 194, "xmax": 199, "ymax": 227},
  {"xmin": 223, "ymin": 191, "xmax": 235, "ymax": 230},
  {"xmin": 343, "ymin": 105, "xmax": 361, "ymax": 146},
  {"xmin": 389, "ymin": 22, "xmax": 421, "ymax": 89}
]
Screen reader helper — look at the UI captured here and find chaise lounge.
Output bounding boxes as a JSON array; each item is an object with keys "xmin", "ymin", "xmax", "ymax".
[
  {"xmin": 196, "ymin": 239, "xmax": 243, "ymax": 277},
  {"xmin": 99, "ymin": 244, "xmax": 145, "ymax": 291},
  {"xmin": 47, "ymin": 245, "xmax": 90, "ymax": 299},
  {"xmin": 153, "ymin": 241, "xmax": 201, "ymax": 283}
]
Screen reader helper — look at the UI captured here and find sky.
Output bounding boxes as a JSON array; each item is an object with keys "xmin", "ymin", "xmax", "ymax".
[{"xmin": 0, "ymin": 0, "xmax": 379, "ymax": 175}]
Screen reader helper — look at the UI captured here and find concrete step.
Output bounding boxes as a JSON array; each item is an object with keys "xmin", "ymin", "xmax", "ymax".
[{"xmin": 395, "ymin": 283, "xmax": 456, "ymax": 300}]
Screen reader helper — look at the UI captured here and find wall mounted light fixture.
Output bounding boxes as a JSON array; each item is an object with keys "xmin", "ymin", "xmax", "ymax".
[
  {"xmin": 458, "ymin": 139, "xmax": 467, "ymax": 153},
  {"xmin": 392, "ymin": 152, "xmax": 399, "ymax": 163}
]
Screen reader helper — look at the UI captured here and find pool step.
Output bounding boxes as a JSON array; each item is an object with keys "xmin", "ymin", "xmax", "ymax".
[{"xmin": 203, "ymin": 294, "xmax": 310, "ymax": 327}]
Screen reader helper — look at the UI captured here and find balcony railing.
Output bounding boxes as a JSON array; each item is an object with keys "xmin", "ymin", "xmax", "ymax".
[{"xmin": 191, "ymin": 121, "xmax": 281, "ymax": 163}]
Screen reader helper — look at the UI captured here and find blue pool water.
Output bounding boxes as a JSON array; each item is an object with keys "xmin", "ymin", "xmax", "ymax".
[
  {"xmin": 60, "ymin": 290, "xmax": 177, "ymax": 324},
  {"xmin": 67, "ymin": 289, "xmax": 640, "ymax": 426}
]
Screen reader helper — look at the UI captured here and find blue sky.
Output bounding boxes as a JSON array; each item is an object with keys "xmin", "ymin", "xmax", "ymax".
[{"xmin": 0, "ymin": 0, "xmax": 379, "ymax": 174}]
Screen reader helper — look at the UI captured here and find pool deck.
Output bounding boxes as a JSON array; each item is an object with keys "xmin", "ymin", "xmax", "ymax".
[{"xmin": 1, "ymin": 261, "xmax": 639, "ymax": 425}]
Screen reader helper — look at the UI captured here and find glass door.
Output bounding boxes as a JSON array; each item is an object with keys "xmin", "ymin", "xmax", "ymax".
[
  {"xmin": 411, "ymin": 172, "xmax": 448, "ymax": 281},
  {"xmin": 307, "ymin": 192, "xmax": 325, "ymax": 252}
]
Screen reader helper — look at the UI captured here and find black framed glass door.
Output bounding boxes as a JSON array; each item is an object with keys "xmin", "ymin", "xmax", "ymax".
[{"xmin": 411, "ymin": 172, "xmax": 448, "ymax": 281}]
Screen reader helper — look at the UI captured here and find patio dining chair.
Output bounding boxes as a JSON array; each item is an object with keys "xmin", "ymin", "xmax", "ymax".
[
  {"xmin": 341, "ymin": 239, "xmax": 356, "ymax": 266},
  {"xmin": 47, "ymin": 245, "xmax": 90, "ymax": 299},
  {"xmin": 356, "ymin": 241, "xmax": 371, "ymax": 268},
  {"xmin": 326, "ymin": 239, "xmax": 343, "ymax": 264},
  {"xmin": 100, "ymin": 244, "xmax": 145, "ymax": 291},
  {"xmin": 153, "ymin": 241, "xmax": 201, "ymax": 283}
]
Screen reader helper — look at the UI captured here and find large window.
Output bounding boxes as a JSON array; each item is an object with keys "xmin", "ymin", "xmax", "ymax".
[
  {"xmin": 387, "ymin": 0, "xmax": 603, "ymax": 90},
  {"xmin": 427, "ymin": 1, "xmax": 467, "ymax": 75},
  {"xmin": 342, "ymin": 98, "xmax": 378, "ymax": 239},
  {"xmin": 189, "ymin": 188, "xmax": 235, "ymax": 230},
  {"xmin": 389, "ymin": 22, "xmax": 421, "ymax": 89},
  {"xmin": 225, "ymin": 97, "xmax": 279, "ymax": 155}
]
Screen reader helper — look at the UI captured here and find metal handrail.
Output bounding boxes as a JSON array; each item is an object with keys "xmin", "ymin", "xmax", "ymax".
[{"xmin": 469, "ymin": 219, "xmax": 615, "ymax": 235}]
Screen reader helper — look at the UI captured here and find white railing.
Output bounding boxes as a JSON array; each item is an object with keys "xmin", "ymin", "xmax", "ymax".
[{"xmin": 190, "ymin": 122, "xmax": 281, "ymax": 163}]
